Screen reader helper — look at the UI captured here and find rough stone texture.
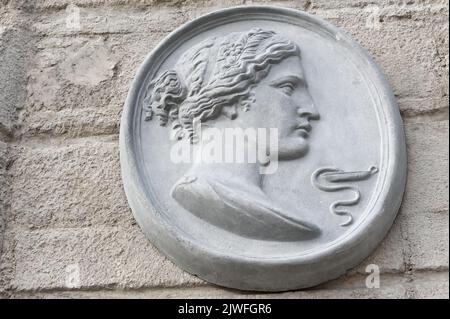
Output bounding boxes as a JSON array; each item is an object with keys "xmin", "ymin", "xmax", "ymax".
[
  {"xmin": 11, "ymin": 274, "xmax": 411, "ymax": 298},
  {"xmin": 11, "ymin": 272, "xmax": 449, "ymax": 299},
  {"xmin": 11, "ymin": 225, "xmax": 201, "ymax": 291},
  {"xmin": 410, "ymin": 271, "xmax": 449, "ymax": 299},
  {"xmin": 401, "ymin": 122, "xmax": 449, "ymax": 272},
  {"xmin": 10, "ymin": 1, "xmax": 448, "ymax": 139},
  {"xmin": 0, "ymin": 141, "xmax": 8, "ymax": 223},
  {"xmin": 10, "ymin": 138, "xmax": 132, "ymax": 228},
  {"xmin": 0, "ymin": 0, "xmax": 448, "ymax": 298},
  {"xmin": 403, "ymin": 121, "xmax": 449, "ymax": 215},
  {"xmin": 19, "ymin": 29, "xmax": 167, "ymax": 138},
  {"xmin": 0, "ymin": 10, "xmax": 32, "ymax": 136},
  {"xmin": 0, "ymin": 141, "xmax": 9, "ymax": 263},
  {"xmin": 0, "ymin": 140, "xmax": 13, "ymax": 295},
  {"xmin": 403, "ymin": 211, "xmax": 449, "ymax": 270}
]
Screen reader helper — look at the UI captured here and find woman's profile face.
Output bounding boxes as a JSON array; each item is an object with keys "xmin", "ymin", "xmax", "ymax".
[{"xmin": 241, "ymin": 55, "xmax": 320, "ymax": 160}]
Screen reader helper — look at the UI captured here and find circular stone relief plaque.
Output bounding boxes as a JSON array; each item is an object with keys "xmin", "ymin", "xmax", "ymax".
[{"xmin": 120, "ymin": 6, "xmax": 407, "ymax": 291}]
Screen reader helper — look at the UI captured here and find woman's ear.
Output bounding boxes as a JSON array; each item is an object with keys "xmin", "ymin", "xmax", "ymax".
[{"xmin": 221, "ymin": 105, "xmax": 237, "ymax": 120}]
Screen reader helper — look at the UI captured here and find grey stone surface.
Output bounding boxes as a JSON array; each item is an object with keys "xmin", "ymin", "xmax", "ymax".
[
  {"xmin": 403, "ymin": 210, "xmax": 449, "ymax": 270},
  {"xmin": 0, "ymin": 140, "xmax": 12, "ymax": 294},
  {"xmin": 0, "ymin": 141, "xmax": 9, "ymax": 214},
  {"xmin": 11, "ymin": 225, "xmax": 202, "ymax": 291},
  {"xmin": 10, "ymin": 138, "xmax": 131, "ymax": 228},
  {"xmin": 10, "ymin": 272, "xmax": 421, "ymax": 298},
  {"xmin": 410, "ymin": 271, "xmax": 449, "ymax": 299},
  {"xmin": 402, "ymin": 121, "xmax": 449, "ymax": 215},
  {"xmin": 0, "ymin": 13, "xmax": 31, "ymax": 135},
  {"xmin": 11, "ymin": 2, "xmax": 447, "ymax": 138},
  {"xmin": 0, "ymin": 0, "xmax": 448, "ymax": 298},
  {"xmin": 20, "ymin": 32, "xmax": 165, "ymax": 138}
]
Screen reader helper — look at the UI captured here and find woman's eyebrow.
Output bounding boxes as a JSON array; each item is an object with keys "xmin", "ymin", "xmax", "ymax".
[{"xmin": 269, "ymin": 75, "xmax": 304, "ymax": 87}]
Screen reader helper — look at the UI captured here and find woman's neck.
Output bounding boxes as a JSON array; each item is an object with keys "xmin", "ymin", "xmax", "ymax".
[{"xmin": 187, "ymin": 126, "xmax": 263, "ymax": 188}]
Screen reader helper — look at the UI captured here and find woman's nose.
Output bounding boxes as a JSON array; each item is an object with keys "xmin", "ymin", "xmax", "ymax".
[{"xmin": 297, "ymin": 95, "xmax": 320, "ymax": 120}]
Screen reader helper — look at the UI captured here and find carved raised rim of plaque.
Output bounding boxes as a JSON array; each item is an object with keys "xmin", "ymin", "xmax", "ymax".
[{"xmin": 120, "ymin": 6, "xmax": 407, "ymax": 291}]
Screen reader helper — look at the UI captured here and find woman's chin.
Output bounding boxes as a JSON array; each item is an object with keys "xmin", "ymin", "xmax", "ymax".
[{"xmin": 276, "ymin": 137, "xmax": 309, "ymax": 161}]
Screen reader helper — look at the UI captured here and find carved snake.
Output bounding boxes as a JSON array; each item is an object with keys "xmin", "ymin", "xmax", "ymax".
[{"xmin": 311, "ymin": 166, "xmax": 378, "ymax": 227}]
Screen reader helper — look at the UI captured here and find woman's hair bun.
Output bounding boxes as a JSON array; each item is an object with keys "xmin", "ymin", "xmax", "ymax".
[{"xmin": 143, "ymin": 69, "xmax": 186, "ymax": 126}]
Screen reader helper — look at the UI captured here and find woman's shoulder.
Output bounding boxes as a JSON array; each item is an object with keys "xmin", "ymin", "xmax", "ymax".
[
  {"xmin": 170, "ymin": 173, "xmax": 320, "ymax": 241},
  {"xmin": 171, "ymin": 174, "xmax": 217, "ymax": 206}
]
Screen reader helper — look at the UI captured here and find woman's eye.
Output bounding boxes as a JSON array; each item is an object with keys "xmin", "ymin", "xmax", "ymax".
[{"xmin": 278, "ymin": 83, "xmax": 295, "ymax": 96}]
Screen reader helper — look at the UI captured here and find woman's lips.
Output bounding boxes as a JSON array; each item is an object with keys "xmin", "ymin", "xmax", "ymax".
[{"xmin": 295, "ymin": 123, "xmax": 312, "ymax": 137}]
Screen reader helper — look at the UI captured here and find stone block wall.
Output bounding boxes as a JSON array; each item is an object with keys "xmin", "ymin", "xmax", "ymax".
[{"xmin": 0, "ymin": 0, "xmax": 448, "ymax": 298}]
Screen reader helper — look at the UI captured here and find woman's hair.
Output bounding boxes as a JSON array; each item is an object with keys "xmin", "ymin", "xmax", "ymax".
[{"xmin": 143, "ymin": 28, "xmax": 299, "ymax": 142}]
